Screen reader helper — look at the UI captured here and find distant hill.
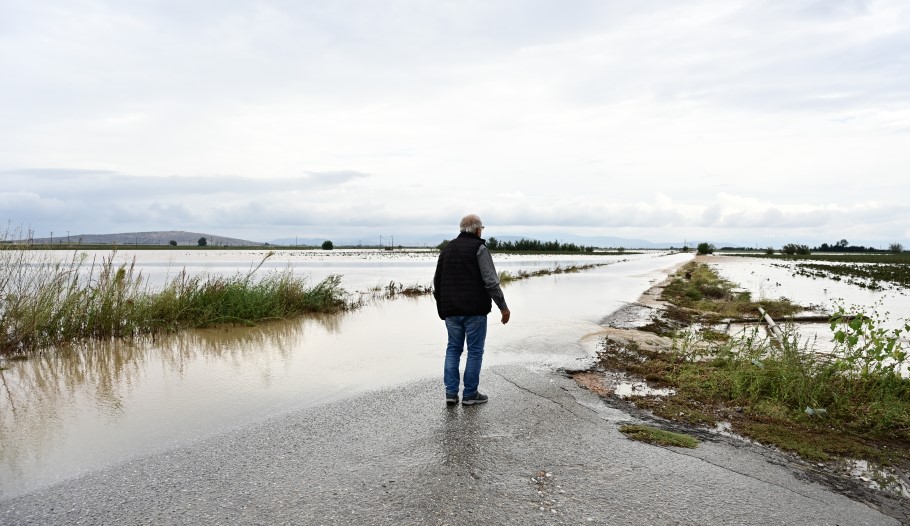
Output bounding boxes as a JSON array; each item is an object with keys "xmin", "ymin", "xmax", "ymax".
[{"xmin": 26, "ymin": 230, "xmax": 264, "ymax": 247}]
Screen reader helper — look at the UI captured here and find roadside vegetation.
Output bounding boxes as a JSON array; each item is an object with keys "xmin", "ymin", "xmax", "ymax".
[
  {"xmin": 589, "ymin": 261, "xmax": 910, "ymax": 466},
  {"xmin": 652, "ymin": 261, "xmax": 802, "ymax": 332},
  {"xmin": 498, "ymin": 263, "xmax": 608, "ymax": 284},
  {"xmin": 0, "ymin": 244, "xmax": 353, "ymax": 356}
]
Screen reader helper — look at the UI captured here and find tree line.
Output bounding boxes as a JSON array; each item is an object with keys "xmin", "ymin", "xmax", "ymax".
[
  {"xmin": 486, "ymin": 237, "xmax": 595, "ymax": 253},
  {"xmin": 436, "ymin": 237, "xmax": 596, "ymax": 253}
]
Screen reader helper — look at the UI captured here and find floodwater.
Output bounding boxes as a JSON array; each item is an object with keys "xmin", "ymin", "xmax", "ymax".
[
  {"xmin": 0, "ymin": 250, "xmax": 693, "ymax": 498},
  {"xmin": 703, "ymin": 254, "xmax": 910, "ymax": 352}
]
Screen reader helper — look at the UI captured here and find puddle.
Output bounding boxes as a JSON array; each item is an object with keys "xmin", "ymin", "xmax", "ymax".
[
  {"xmin": 841, "ymin": 459, "xmax": 910, "ymax": 499},
  {"xmin": 0, "ymin": 250, "xmax": 693, "ymax": 498},
  {"xmin": 574, "ymin": 370, "xmax": 675, "ymax": 399}
]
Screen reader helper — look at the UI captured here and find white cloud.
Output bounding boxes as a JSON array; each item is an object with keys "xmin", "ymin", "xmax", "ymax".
[{"xmin": 1, "ymin": 0, "xmax": 908, "ymax": 245}]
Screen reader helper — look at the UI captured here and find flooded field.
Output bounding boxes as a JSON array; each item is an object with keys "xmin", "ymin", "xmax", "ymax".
[
  {"xmin": 704, "ymin": 254, "xmax": 910, "ymax": 349},
  {"xmin": 0, "ymin": 249, "xmax": 692, "ymax": 498}
]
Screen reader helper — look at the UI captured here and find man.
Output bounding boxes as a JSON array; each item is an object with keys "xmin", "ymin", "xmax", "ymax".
[{"xmin": 433, "ymin": 214, "xmax": 511, "ymax": 406}]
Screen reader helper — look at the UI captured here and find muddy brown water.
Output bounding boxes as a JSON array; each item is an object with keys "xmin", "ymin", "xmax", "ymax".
[{"xmin": 0, "ymin": 251, "xmax": 694, "ymax": 498}]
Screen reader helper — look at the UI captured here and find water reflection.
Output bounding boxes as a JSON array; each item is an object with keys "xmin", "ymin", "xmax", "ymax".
[
  {"xmin": 0, "ymin": 314, "xmax": 345, "ymax": 497},
  {"xmin": 0, "ymin": 252, "xmax": 693, "ymax": 499}
]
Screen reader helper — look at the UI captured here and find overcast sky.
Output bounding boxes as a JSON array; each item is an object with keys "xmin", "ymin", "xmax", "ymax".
[{"xmin": 2, "ymin": 0, "xmax": 908, "ymax": 246}]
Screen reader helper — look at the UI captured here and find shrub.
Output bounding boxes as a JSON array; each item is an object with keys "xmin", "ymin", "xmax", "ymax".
[
  {"xmin": 696, "ymin": 242, "xmax": 715, "ymax": 255},
  {"xmin": 321, "ymin": 240, "xmax": 334, "ymax": 250},
  {"xmin": 782, "ymin": 243, "xmax": 810, "ymax": 256}
]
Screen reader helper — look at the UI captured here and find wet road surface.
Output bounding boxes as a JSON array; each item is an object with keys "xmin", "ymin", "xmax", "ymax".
[{"xmin": 1, "ymin": 363, "xmax": 896, "ymax": 525}]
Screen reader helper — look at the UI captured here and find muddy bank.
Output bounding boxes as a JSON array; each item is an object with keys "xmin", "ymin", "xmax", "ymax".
[{"xmin": 574, "ymin": 261, "xmax": 910, "ymax": 523}]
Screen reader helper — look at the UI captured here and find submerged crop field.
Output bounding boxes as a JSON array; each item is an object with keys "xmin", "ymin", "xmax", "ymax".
[{"xmin": 734, "ymin": 253, "xmax": 910, "ymax": 291}]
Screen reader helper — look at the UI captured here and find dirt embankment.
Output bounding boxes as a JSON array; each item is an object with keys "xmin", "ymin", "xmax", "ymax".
[{"xmin": 573, "ymin": 259, "xmax": 910, "ymax": 522}]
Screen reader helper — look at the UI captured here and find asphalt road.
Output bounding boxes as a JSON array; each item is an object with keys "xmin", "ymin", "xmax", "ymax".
[{"xmin": 1, "ymin": 363, "xmax": 899, "ymax": 525}]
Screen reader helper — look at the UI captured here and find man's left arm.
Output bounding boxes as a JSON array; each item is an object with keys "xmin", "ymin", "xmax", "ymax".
[{"xmin": 477, "ymin": 245, "xmax": 510, "ymax": 323}]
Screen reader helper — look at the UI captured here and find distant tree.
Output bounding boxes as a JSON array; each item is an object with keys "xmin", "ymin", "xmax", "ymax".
[
  {"xmin": 321, "ymin": 240, "xmax": 334, "ymax": 250},
  {"xmin": 764, "ymin": 246, "xmax": 775, "ymax": 255},
  {"xmin": 890, "ymin": 242, "xmax": 904, "ymax": 253},
  {"xmin": 487, "ymin": 236, "xmax": 499, "ymax": 250},
  {"xmin": 617, "ymin": 247, "xmax": 625, "ymax": 254},
  {"xmin": 836, "ymin": 239, "xmax": 849, "ymax": 248},
  {"xmin": 169, "ymin": 240, "xmax": 177, "ymax": 246},
  {"xmin": 436, "ymin": 240, "xmax": 449, "ymax": 250},
  {"xmin": 197, "ymin": 237, "xmax": 207, "ymax": 247},
  {"xmin": 681, "ymin": 245, "xmax": 691, "ymax": 253},
  {"xmin": 696, "ymin": 242, "xmax": 715, "ymax": 255},
  {"xmin": 783, "ymin": 243, "xmax": 811, "ymax": 255}
]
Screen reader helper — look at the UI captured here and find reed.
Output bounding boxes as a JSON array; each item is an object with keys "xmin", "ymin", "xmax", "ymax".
[{"xmin": 1, "ymin": 235, "xmax": 352, "ymax": 355}]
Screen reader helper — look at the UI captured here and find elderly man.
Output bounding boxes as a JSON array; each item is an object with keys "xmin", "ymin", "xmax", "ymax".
[{"xmin": 433, "ymin": 214, "xmax": 511, "ymax": 406}]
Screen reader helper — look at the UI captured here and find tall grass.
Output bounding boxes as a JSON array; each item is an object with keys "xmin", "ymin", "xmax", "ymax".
[
  {"xmin": 653, "ymin": 261, "xmax": 910, "ymax": 441},
  {"xmin": 667, "ymin": 314, "xmax": 910, "ymax": 441},
  {"xmin": 1, "ymin": 234, "xmax": 353, "ymax": 355}
]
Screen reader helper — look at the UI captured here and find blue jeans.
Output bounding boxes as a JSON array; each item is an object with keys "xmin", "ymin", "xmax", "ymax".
[{"xmin": 444, "ymin": 315, "xmax": 488, "ymax": 397}]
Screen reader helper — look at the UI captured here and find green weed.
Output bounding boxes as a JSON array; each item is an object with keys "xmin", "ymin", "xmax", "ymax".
[
  {"xmin": 619, "ymin": 424, "xmax": 699, "ymax": 448},
  {"xmin": 0, "ymin": 239, "xmax": 353, "ymax": 355}
]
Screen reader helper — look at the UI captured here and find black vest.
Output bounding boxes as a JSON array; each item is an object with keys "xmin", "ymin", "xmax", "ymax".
[{"xmin": 433, "ymin": 232, "xmax": 492, "ymax": 319}]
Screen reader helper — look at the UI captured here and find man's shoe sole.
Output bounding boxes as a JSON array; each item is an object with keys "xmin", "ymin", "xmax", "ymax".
[{"xmin": 461, "ymin": 398, "xmax": 488, "ymax": 405}]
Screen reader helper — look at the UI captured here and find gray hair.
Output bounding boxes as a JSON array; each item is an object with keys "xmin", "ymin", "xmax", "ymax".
[{"xmin": 459, "ymin": 214, "xmax": 483, "ymax": 233}]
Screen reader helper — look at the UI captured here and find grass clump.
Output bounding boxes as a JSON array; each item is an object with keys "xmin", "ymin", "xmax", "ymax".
[
  {"xmin": 661, "ymin": 261, "xmax": 802, "ymax": 321},
  {"xmin": 498, "ymin": 263, "xmax": 605, "ymax": 284},
  {"xmin": 0, "ymin": 241, "xmax": 354, "ymax": 355},
  {"xmin": 619, "ymin": 424, "xmax": 699, "ymax": 448}
]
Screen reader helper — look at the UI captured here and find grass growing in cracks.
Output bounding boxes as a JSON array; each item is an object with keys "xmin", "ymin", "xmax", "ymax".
[{"xmin": 619, "ymin": 424, "xmax": 699, "ymax": 448}]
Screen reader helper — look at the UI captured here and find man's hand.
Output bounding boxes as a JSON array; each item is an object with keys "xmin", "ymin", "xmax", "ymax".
[{"xmin": 500, "ymin": 308, "xmax": 511, "ymax": 324}]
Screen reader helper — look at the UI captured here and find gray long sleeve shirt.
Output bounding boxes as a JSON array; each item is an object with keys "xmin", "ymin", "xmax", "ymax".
[{"xmin": 477, "ymin": 245, "xmax": 508, "ymax": 311}]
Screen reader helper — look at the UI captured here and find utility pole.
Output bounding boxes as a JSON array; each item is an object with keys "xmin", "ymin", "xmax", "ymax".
[
  {"xmin": 67, "ymin": 231, "xmax": 70, "ymax": 245},
  {"xmin": 50, "ymin": 231, "xmax": 53, "ymax": 245}
]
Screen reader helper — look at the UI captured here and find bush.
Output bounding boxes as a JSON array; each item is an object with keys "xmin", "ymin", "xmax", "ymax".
[
  {"xmin": 696, "ymin": 242, "xmax": 715, "ymax": 255},
  {"xmin": 197, "ymin": 237, "xmax": 207, "ymax": 247},
  {"xmin": 782, "ymin": 243, "xmax": 810, "ymax": 255},
  {"xmin": 321, "ymin": 240, "xmax": 334, "ymax": 250}
]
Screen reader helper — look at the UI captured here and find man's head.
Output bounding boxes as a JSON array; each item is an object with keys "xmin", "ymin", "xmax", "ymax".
[{"xmin": 459, "ymin": 214, "xmax": 484, "ymax": 235}]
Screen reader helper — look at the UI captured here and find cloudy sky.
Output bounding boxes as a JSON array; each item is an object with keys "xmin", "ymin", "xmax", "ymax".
[{"xmin": 2, "ymin": 0, "xmax": 908, "ymax": 246}]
